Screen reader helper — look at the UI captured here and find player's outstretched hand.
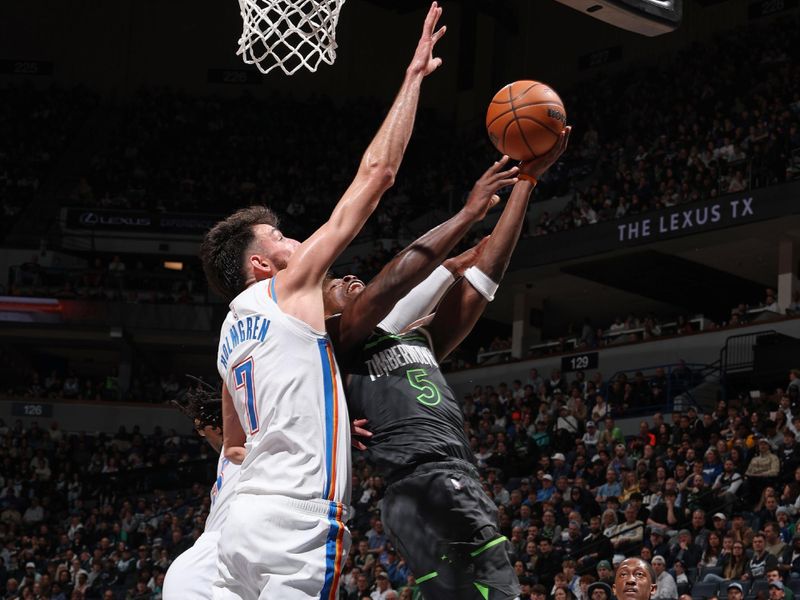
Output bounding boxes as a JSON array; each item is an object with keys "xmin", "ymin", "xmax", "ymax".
[
  {"xmin": 519, "ymin": 125, "xmax": 572, "ymax": 182},
  {"xmin": 463, "ymin": 156, "xmax": 519, "ymax": 221},
  {"xmin": 408, "ymin": 2, "xmax": 446, "ymax": 77},
  {"xmin": 351, "ymin": 418, "xmax": 372, "ymax": 451},
  {"xmin": 443, "ymin": 236, "xmax": 490, "ymax": 277}
]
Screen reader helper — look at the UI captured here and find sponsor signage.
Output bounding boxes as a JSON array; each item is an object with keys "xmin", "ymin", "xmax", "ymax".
[
  {"xmin": 65, "ymin": 209, "xmax": 221, "ymax": 234},
  {"xmin": 517, "ymin": 180, "xmax": 800, "ymax": 268}
]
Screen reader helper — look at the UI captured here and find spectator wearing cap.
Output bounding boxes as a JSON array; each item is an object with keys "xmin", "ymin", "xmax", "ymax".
[
  {"xmin": 588, "ymin": 580, "xmax": 612, "ymax": 600},
  {"xmin": 710, "ymin": 513, "xmax": 729, "ymax": 540},
  {"xmin": 595, "ymin": 560, "xmax": 614, "ymax": 587},
  {"xmin": 596, "ymin": 470, "xmax": 622, "ymax": 507},
  {"xmin": 727, "ymin": 582, "xmax": 745, "ymax": 600},
  {"xmin": 743, "ymin": 533, "xmax": 778, "ymax": 581},
  {"xmin": 646, "ymin": 527, "xmax": 670, "ymax": 559},
  {"xmin": 582, "ymin": 421, "xmax": 600, "ymax": 452},
  {"xmin": 552, "ymin": 453, "xmax": 571, "ymax": 481},
  {"xmin": 668, "ymin": 530, "xmax": 701, "ymax": 570},
  {"xmin": 371, "ymin": 571, "xmax": 393, "ymax": 600},
  {"xmin": 770, "ymin": 580, "xmax": 787, "ymax": 600},
  {"xmin": 651, "ymin": 555, "xmax": 678, "ymax": 600},
  {"xmin": 768, "ymin": 568, "xmax": 795, "ymax": 600},
  {"xmin": 538, "ymin": 475, "xmax": 557, "ymax": 503}
]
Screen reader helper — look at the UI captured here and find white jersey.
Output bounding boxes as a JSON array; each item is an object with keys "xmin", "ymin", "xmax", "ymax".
[
  {"xmin": 216, "ymin": 278, "xmax": 351, "ymax": 505},
  {"xmin": 163, "ymin": 453, "xmax": 240, "ymax": 600},
  {"xmin": 205, "ymin": 451, "xmax": 240, "ymax": 533}
]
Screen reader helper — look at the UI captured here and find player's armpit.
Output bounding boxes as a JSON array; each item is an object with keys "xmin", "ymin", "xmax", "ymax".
[{"xmin": 224, "ymin": 445, "xmax": 247, "ymax": 465}]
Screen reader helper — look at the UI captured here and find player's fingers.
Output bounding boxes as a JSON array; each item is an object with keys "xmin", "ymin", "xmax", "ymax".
[
  {"xmin": 425, "ymin": 4, "xmax": 441, "ymax": 35},
  {"xmin": 496, "ymin": 177, "xmax": 519, "ymax": 189},
  {"xmin": 492, "ymin": 165, "xmax": 519, "ymax": 181},
  {"xmin": 484, "ymin": 155, "xmax": 510, "ymax": 176},
  {"xmin": 562, "ymin": 125, "xmax": 572, "ymax": 152},
  {"xmin": 352, "ymin": 440, "xmax": 367, "ymax": 451},
  {"xmin": 432, "ymin": 25, "xmax": 446, "ymax": 44},
  {"xmin": 430, "ymin": 57, "xmax": 443, "ymax": 71},
  {"xmin": 489, "ymin": 194, "xmax": 501, "ymax": 208}
]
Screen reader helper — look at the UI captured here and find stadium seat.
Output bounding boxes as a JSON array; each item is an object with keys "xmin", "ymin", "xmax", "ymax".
[
  {"xmin": 692, "ymin": 581, "xmax": 720, "ymax": 599},
  {"xmin": 699, "ymin": 566, "xmax": 724, "ymax": 580},
  {"xmin": 750, "ymin": 580, "xmax": 770, "ymax": 597}
]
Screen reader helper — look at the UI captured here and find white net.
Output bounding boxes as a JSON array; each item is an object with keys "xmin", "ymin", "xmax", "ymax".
[{"xmin": 236, "ymin": 0, "xmax": 346, "ymax": 76}]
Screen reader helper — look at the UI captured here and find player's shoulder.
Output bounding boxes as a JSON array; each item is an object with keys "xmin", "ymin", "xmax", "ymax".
[{"xmin": 229, "ymin": 281, "xmax": 270, "ymax": 314}]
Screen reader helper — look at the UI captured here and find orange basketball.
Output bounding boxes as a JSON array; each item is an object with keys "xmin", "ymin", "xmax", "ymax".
[{"xmin": 486, "ymin": 80, "xmax": 567, "ymax": 161}]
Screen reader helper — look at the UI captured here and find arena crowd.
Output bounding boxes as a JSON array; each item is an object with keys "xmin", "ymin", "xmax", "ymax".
[{"xmin": 2, "ymin": 368, "xmax": 800, "ymax": 599}]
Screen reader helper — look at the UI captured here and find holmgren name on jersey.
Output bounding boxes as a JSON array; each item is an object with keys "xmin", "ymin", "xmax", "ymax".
[
  {"xmin": 365, "ymin": 342, "xmax": 438, "ymax": 381},
  {"xmin": 218, "ymin": 315, "xmax": 270, "ymax": 371}
]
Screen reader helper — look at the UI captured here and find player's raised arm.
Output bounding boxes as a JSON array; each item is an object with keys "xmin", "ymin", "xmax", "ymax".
[
  {"xmin": 278, "ymin": 3, "xmax": 446, "ymax": 306},
  {"xmin": 328, "ymin": 158, "xmax": 518, "ymax": 359},
  {"xmin": 427, "ymin": 127, "xmax": 571, "ymax": 361}
]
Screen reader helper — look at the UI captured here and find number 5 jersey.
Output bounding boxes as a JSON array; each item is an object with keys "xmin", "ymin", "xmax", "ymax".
[{"xmin": 345, "ymin": 327, "xmax": 473, "ymax": 480}]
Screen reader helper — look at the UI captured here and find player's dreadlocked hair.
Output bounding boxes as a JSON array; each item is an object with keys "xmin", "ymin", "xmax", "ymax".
[{"xmin": 172, "ymin": 376, "xmax": 223, "ymax": 430}]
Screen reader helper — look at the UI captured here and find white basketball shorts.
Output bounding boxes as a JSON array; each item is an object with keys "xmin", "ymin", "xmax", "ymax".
[
  {"xmin": 163, "ymin": 531, "xmax": 220, "ymax": 600},
  {"xmin": 213, "ymin": 493, "xmax": 351, "ymax": 600}
]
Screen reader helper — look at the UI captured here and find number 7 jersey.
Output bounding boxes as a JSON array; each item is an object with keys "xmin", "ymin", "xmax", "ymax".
[
  {"xmin": 216, "ymin": 278, "xmax": 351, "ymax": 505},
  {"xmin": 345, "ymin": 327, "xmax": 473, "ymax": 481}
]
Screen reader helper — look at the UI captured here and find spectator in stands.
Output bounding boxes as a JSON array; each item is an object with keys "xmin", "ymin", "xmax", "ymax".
[
  {"xmin": 596, "ymin": 470, "xmax": 622, "ymax": 507},
  {"xmin": 713, "ymin": 459, "xmax": 745, "ymax": 514},
  {"xmin": 668, "ymin": 529, "xmax": 701, "ymax": 570},
  {"xmin": 651, "ymin": 555, "xmax": 678, "ymax": 600},
  {"xmin": 607, "ymin": 504, "xmax": 644, "ymax": 557},
  {"xmin": 769, "ymin": 581, "xmax": 787, "ymax": 600},
  {"xmin": 743, "ymin": 533, "xmax": 779, "ymax": 582},
  {"xmin": 765, "ymin": 522, "xmax": 787, "ymax": 558},
  {"xmin": 726, "ymin": 582, "xmax": 745, "ymax": 600},
  {"xmin": 780, "ymin": 531, "xmax": 800, "ymax": 580},
  {"xmin": 744, "ymin": 439, "xmax": 781, "ymax": 505}
]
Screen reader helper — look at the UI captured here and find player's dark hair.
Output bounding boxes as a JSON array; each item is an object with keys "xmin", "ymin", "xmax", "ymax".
[
  {"xmin": 200, "ymin": 206, "xmax": 279, "ymax": 302},
  {"xmin": 172, "ymin": 377, "xmax": 222, "ymax": 430}
]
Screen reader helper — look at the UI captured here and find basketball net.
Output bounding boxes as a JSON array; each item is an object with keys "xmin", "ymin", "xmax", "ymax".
[{"xmin": 236, "ymin": 0, "xmax": 345, "ymax": 76}]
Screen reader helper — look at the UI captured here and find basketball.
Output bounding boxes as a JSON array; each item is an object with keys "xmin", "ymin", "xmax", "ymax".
[{"xmin": 485, "ymin": 80, "xmax": 567, "ymax": 161}]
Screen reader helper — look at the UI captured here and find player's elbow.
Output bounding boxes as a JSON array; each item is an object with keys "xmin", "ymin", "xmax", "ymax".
[
  {"xmin": 359, "ymin": 158, "xmax": 396, "ymax": 191},
  {"xmin": 224, "ymin": 445, "xmax": 246, "ymax": 465}
]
